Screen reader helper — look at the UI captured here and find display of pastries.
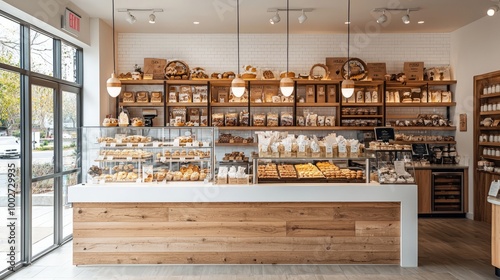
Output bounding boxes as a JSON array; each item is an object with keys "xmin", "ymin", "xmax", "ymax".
[
  {"xmin": 277, "ymin": 164, "xmax": 297, "ymax": 178},
  {"xmin": 295, "ymin": 163, "xmax": 324, "ymax": 178}
]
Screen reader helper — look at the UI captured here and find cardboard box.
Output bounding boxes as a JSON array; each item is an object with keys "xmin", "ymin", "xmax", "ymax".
[
  {"xmin": 316, "ymin": 85, "xmax": 326, "ymax": 103},
  {"xmin": 327, "ymin": 85, "xmax": 336, "ymax": 103},
  {"xmin": 326, "ymin": 57, "xmax": 348, "ymax": 80},
  {"xmin": 143, "ymin": 58, "xmax": 166, "ymax": 80},
  {"xmin": 367, "ymin": 63, "xmax": 386, "ymax": 81},
  {"xmin": 404, "ymin": 62, "xmax": 424, "ymax": 81},
  {"xmin": 306, "ymin": 85, "xmax": 315, "ymax": 103}
]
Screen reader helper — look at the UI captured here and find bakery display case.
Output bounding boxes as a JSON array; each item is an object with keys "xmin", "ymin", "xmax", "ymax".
[
  {"xmin": 368, "ymin": 149, "xmax": 415, "ymax": 184},
  {"xmin": 82, "ymin": 126, "xmax": 216, "ymax": 184}
]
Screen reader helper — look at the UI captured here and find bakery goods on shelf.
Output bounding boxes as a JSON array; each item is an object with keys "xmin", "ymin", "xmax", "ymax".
[
  {"xmin": 262, "ymin": 70, "xmax": 275, "ymax": 80},
  {"xmin": 280, "ymin": 71, "xmax": 295, "ymax": 79},
  {"xmin": 257, "ymin": 163, "xmax": 279, "ymax": 179},
  {"xmin": 241, "ymin": 65, "xmax": 257, "ymax": 79},
  {"xmin": 294, "ymin": 163, "xmax": 324, "ymax": 178},
  {"xmin": 277, "ymin": 164, "xmax": 297, "ymax": 178},
  {"xmin": 102, "ymin": 117, "xmax": 119, "ymax": 127}
]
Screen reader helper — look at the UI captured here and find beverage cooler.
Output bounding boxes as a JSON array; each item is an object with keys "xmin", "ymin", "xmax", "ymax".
[{"xmin": 431, "ymin": 170, "xmax": 464, "ymax": 212}]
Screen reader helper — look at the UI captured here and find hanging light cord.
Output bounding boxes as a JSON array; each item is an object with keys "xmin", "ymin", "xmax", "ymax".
[
  {"xmin": 112, "ymin": 0, "xmax": 116, "ymax": 73},
  {"xmin": 237, "ymin": 0, "xmax": 240, "ymax": 76},
  {"xmin": 347, "ymin": 0, "xmax": 350, "ymax": 79},
  {"xmin": 286, "ymin": 0, "xmax": 289, "ymax": 74}
]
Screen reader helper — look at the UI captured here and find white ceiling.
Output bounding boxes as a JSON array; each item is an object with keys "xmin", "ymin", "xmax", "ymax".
[{"xmin": 70, "ymin": 0, "xmax": 497, "ymax": 34}]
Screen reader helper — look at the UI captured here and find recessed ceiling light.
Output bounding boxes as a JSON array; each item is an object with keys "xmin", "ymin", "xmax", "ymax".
[
  {"xmin": 193, "ymin": 21, "xmax": 200, "ymax": 25},
  {"xmin": 418, "ymin": 21, "xmax": 424, "ymax": 24}
]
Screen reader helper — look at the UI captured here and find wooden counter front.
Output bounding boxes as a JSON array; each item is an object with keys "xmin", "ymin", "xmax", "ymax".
[
  {"xmin": 68, "ymin": 183, "xmax": 417, "ymax": 267},
  {"xmin": 73, "ymin": 201, "xmax": 400, "ymax": 265}
]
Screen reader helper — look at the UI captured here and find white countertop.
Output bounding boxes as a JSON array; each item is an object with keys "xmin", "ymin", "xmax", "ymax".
[
  {"xmin": 68, "ymin": 182, "xmax": 418, "ymax": 267},
  {"xmin": 488, "ymin": 196, "xmax": 500, "ymax": 206}
]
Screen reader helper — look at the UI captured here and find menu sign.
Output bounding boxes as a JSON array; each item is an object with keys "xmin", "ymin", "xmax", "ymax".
[
  {"xmin": 412, "ymin": 143, "xmax": 429, "ymax": 156},
  {"xmin": 374, "ymin": 127, "xmax": 395, "ymax": 142}
]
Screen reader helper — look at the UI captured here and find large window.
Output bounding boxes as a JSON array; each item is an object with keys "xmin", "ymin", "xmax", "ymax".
[{"xmin": 0, "ymin": 12, "xmax": 82, "ymax": 278}]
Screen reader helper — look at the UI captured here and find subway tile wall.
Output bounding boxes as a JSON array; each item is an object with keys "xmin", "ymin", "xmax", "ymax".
[{"xmin": 117, "ymin": 33, "xmax": 450, "ymax": 76}]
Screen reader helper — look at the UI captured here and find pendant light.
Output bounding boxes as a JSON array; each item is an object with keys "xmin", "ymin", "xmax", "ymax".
[
  {"xmin": 341, "ymin": 0, "xmax": 354, "ymax": 99},
  {"xmin": 280, "ymin": 0, "xmax": 294, "ymax": 97},
  {"xmin": 231, "ymin": 0, "xmax": 245, "ymax": 98},
  {"xmin": 106, "ymin": 0, "xmax": 121, "ymax": 98}
]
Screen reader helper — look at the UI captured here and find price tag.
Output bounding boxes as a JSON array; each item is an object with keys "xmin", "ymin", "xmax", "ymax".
[
  {"xmin": 180, "ymin": 157, "xmax": 186, "ymax": 161},
  {"xmin": 110, "ymin": 143, "xmax": 116, "ymax": 147},
  {"xmin": 194, "ymin": 156, "xmax": 201, "ymax": 160},
  {"xmin": 127, "ymin": 143, "xmax": 133, "ymax": 148},
  {"xmin": 203, "ymin": 141, "xmax": 210, "ymax": 147},
  {"xmin": 106, "ymin": 156, "xmax": 114, "ymax": 161},
  {"xmin": 97, "ymin": 155, "xmax": 105, "ymax": 161},
  {"xmin": 100, "ymin": 142, "xmax": 106, "ymax": 147},
  {"xmin": 138, "ymin": 143, "xmax": 145, "ymax": 148},
  {"xmin": 126, "ymin": 156, "xmax": 133, "ymax": 161},
  {"xmin": 394, "ymin": 161, "xmax": 406, "ymax": 176},
  {"xmin": 193, "ymin": 140, "xmax": 200, "ymax": 147},
  {"xmin": 116, "ymin": 139, "xmax": 122, "ymax": 144},
  {"xmin": 185, "ymin": 143, "xmax": 192, "ymax": 147},
  {"xmin": 160, "ymin": 157, "xmax": 166, "ymax": 162},
  {"xmin": 153, "ymin": 142, "xmax": 159, "ymax": 148},
  {"xmin": 173, "ymin": 139, "xmax": 180, "ymax": 146}
]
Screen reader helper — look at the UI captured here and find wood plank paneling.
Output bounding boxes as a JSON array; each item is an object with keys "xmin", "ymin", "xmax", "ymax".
[
  {"xmin": 73, "ymin": 236, "xmax": 399, "ymax": 253},
  {"xmin": 72, "ymin": 202, "xmax": 401, "ymax": 265},
  {"xmin": 168, "ymin": 207, "xmax": 334, "ymax": 222},
  {"xmin": 73, "ymin": 221, "xmax": 286, "ymax": 237},
  {"xmin": 73, "ymin": 251, "xmax": 400, "ymax": 265},
  {"xmin": 286, "ymin": 221, "xmax": 355, "ymax": 237},
  {"xmin": 355, "ymin": 221, "xmax": 400, "ymax": 237},
  {"xmin": 415, "ymin": 169, "xmax": 432, "ymax": 214},
  {"xmin": 492, "ymin": 204, "xmax": 500, "ymax": 267}
]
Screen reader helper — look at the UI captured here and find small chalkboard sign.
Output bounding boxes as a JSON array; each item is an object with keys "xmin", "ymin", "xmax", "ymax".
[
  {"xmin": 374, "ymin": 127, "xmax": 395, "ymax": 142},
  {"xmin": 411, "ymin": 143, "xmax": 429, "ymax": 156}
]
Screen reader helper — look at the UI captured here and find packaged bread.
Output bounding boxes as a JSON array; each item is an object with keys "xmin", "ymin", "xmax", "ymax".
[
  {"xmin": 211, "ymin": 113, "xmax": 225, "ymax": 126},
  {"xmin": 306, "ymin": 113, "xmax": 318, "ymax": 126},
  {"xmin": 253, "ymin": 113, "xmax": 266, "ymax": 126},
  {"xmin": 178, "ymin": 86, "xmax": 192, "ymax": 103},
  {"xmin": 431, "ymin": 90, "xmax": 441, "ymax": 102},
  {"xmin": 441, "ymin": 91, "xmax": 452, "ymax": 102},
  {"xmin": 356, "ymin": 90, "xmax": 364, "ymax": 103},
  {"xmin": 364, "ymin": 91, "xmax": 372, "ymax": 103},
  {"xmin": 136, "ymin": 91, "xmax": 149, "ymax": 103},
  {"xmin": 188, "ymin": 108, "xmax": 200, "ymax": 125},
  {"xmin": 267, "ymin": 112, "xmax": 279, "ymax": 127},
  {"xmin": 370, "ymin": 88, "xmax": 378, "ymax": 103},
  {"xmin": 192, "ymin": 91, "xmax": 201, "ymax": 103},
  {"xmin": 123, "ymin": 91, "xmax": 135, "ymax": 103},
  {"xmin": 318, "ymin": 116, "xmax": 325, "ymax": 126},
  {"xmin": 168, "ymin": 90, "xmax": 177, "ymax": 103},
  {"xmin": 325, "ymin": 116, "xmax": 335, "ymax": 126},
  {"xmin": 281, "ymin": 112, "xmax": 294, "ymax": 126},
  {"xmin": 200, "ymin": 108, "xmax": 208, "ymax": 126},
  {"xmin": 151, "ymin": 91, "xmax": 162, "ymax": 103},
  {"xmin": 172, "ymin": 107, "xmax": 186, "ymax": 126},
  {"xmin": 296, "ymin": 116, "xmax": 305, "ymax": 126},
  {"xmin": 225, "ymin": 112, "xmax": 238, "ymax": 126},
  {"xmin": 239, "ymin": 110, "xmax": 250, "ymax": 126}
]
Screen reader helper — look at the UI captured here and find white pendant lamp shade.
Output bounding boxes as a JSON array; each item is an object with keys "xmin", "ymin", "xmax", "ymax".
[
  {"xmin": 231, "ymin": 77, "xmax": 245, "ymax": 97},
  {"xmin": 280, "ymin": 77, "xmax": 294, "ymax": 97},
  {"xmin": 106, "ymin": 72, "xmax": 122, "ymax": 97},
  {"xmin": 341, "ymin": 79, "xmax": 355, "ymax": 98}
]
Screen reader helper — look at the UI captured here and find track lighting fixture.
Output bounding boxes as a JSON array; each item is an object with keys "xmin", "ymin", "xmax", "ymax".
[
  {"xmin": 488, "ymin": 5, "xmax": 499, "ymax": 16},
  {"xmin": 118, "ymin": 8, "xmax": 164, "ymax": 24},
  {"xmin": 270, "ymin": 11, "xmax": 281, "ymax": 24},
  {"xmin": 377, "ymin": 10, "xmax": 387, "ymax": 24},
  {"xmin": 402, "ymin": 9, "xmax": 410, "ymax": 24},
  {"xmin": 126, "ymin": 12, "xmax": 136, "ymax": 24},
  {"xmin": 298, "ymin": 10, "xmax": 307, "ymax": 24}
]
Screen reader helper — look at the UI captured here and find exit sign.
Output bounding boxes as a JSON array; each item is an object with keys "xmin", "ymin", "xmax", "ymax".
[{"xmin": 62, "ymin": 8, "xmax": 81, "ymax": 36}]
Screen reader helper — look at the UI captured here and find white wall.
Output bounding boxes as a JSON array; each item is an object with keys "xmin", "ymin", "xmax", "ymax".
[
  {"xmin": 451, "ymin": 14, "xmax": 500, "ymax": 219},
  {"xmin": 117, "ymin": 33, "xmax": 450, "ymax": 76}
]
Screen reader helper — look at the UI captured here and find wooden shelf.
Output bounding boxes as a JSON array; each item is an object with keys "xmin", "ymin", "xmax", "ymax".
[
  {"xmin": 479, "ymin": 92, "xmax": 500, "ymax": 99},
  {"xmin": 479, "ymin": 127, "xmax": 500, "ymax": 131},
  {"xmin": 166, "ymin": 103, "xmax": 208, "ymax": 107},
  {"xmin": 480, "ymin": 155, "xmax": 500, "ymax": 161},
  {"xmin": 427, "ymin": 80, "xmax": 457, "ymax": 86},
  {"xmin": 295, "ymin": 80, "xmax": 339, "ymax": 85},
  {"xmin": 216, "ymin": 126, "xmax": 383, "ymax": 131},
  {"xmin": 211, "ymin": 102, "xmax": 248, "ymax": 107},
  {"xmin": 120, "ymin": 80, "xmax": 164, "ymax": 85},
  {"xmin": 391, "ymin": 141, "xmax": 456, "ymax": 145},
  {"xmin": 215, "ymin": 142, "xmax": 257, "ymax": 147},
  {"xmin": 342, "ymin": 114, "xmax": 383, "ymax": 118},
  {"xmin": 392, "ymin": 126, "xmax": 456, "ymax": 131},
  {"xmin": 479, "ymin": 142, "xmax": 500, "ymax": 147},
  {"xmin": 119, "ymin": 102, "xmax": 164, "ymax": 107},
  {"xmin": 341, "ymin": 103, "xmax": 383, "ymax": 107},
  {"xmin": 386, "ymin": 102, "xmax": 456, "ymax": 107},
  {"xmin": 479, "ymin": 110, "xmax": 500, "ymax": 115},
  {"xmin": 166, "ymin": 80, "xmax": 208, "ymax": 85},
  {"xmin": 296, "ymin": 103, "xmax": 339, "ymax": 107},
  {"xmin": 250, "ymin": 103, "xmax": 294, "ymax": 107}
]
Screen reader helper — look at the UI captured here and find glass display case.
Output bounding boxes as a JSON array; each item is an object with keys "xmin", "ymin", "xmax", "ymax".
[
  {"xmin": 368, "ymin": 149, "xmax": 415, "ymax": 184},
  {"xmin": 82, "ymin": 126, "xmax": 216, "ymax": 184}
]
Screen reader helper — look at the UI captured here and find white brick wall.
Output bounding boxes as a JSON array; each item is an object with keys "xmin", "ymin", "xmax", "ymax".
[{"xmin": 117, "ymin": 33, "xmax": 451, "ymax": 77}]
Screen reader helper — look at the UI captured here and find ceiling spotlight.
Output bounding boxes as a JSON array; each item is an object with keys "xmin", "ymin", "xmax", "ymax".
[
  {"xmin": 126, "ymin": 12, "xmax": 136, "ymax": 24},
  {"xmin": 149, "ymin": 13, "xmax": 155, "ymax": 24},
  {"xmin": 298, "ymin": 10, "xmax": 307, "ymax": 23},
  {"xmin": 402, "ymin": 9, "xmax": 410, "ymax": 24},
  {"xmin": 487, "ymin": 5, "xmax": 499, "ymax": 16},
  {"xmin": 270, "ymin": 11, "xmax": 280, "ymax": 24},
  {"xmin": 377, "ymin": 10, "xmax": 387, "ymax": 24}
]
